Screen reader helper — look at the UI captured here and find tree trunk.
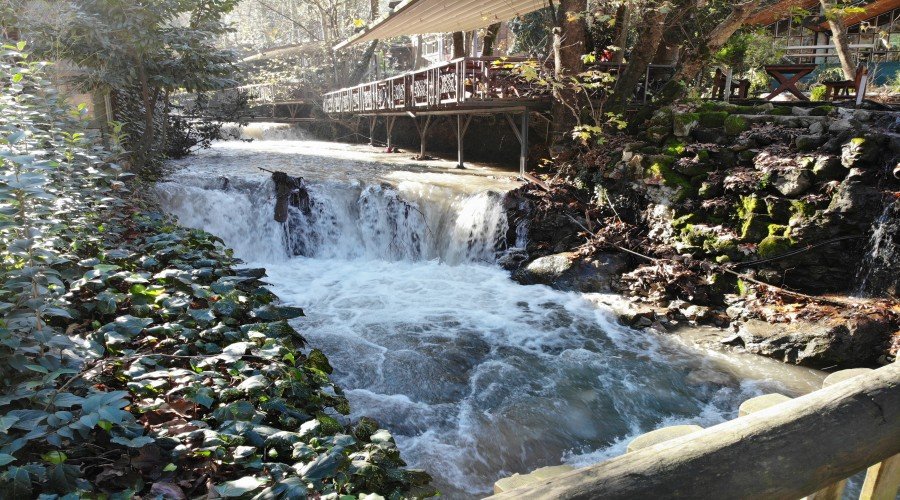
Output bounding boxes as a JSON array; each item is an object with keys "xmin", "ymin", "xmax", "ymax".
[
  {"xmin": 482, "ymin": 22, "xmax": 502, "ymax": 56},
  {"xmin": 452, "ymin": 31, "xmax": 466, "ymax": 58},
  {"xmin": 820, "ymin": 0, "xmax": 856, "ymax": 79},
  {"xmin": 549, "ymin": 0, "xmax": 588, "ymax": 153},
  {"xmin": 613, "ymin": 4, "xmax": 629, "ymax": 64},
  {"xmin": 349, "ymin": 41, "xmax": 379, "ymax": 85},
  {"xmin": 137, "ymin": 60, "xmax": 155, "ymax": 165},
  {"xmin": 370, "ymin": 0, "xmax": 379, "ymax": 19},
  {"xmin": 606, "ymin": 3, "xmax": 667, "ymax": 113},
  {"xmin": 659, "ymin": 0, "xmax": 761, "ymax": 104}
]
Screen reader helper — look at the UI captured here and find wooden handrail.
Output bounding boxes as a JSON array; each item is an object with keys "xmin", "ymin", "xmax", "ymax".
[{"xmin": 488, "ymin": 363, "xmax": 900, "ymax": 500}]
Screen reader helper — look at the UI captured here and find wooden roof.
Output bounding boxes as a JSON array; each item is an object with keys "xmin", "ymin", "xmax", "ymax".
[
  {"xmin": 747, "ymin": 0, "xmax": 900, "ymax": 27},
  {"xmin": 334, "ymin": 0, "xmax": 549, "ymax": 50},
  {"xmin": 746, "ymin": 0, "xmax": 818, "ymax": 27}
]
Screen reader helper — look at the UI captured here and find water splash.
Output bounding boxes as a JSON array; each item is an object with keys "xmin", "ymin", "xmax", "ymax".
[
  {"xmin": 155, "ymin": 144, "xmax": 825, "ymax": 498},
  {"xmin": 856, "ymin": 199, "xmax": 900, "ymax": 297}
]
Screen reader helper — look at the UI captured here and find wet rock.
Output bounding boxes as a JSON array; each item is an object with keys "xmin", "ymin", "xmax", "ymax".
[
  {"xmin": 827, "ymin": 168, "xmax": 882, "ymax": 217},
  {"xmin": 773, "ymin": 168, "xmax": 812, "ymax": 197},
  {"xmin": 734, "ymin": 317, "xmax": 890, "ymax": 368},
  {"xmin": 513, "ymin": 251, "xmax": 630, "ymax": 293}
]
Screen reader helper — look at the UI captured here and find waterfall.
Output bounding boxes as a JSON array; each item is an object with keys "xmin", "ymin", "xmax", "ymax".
[
  {"xmin": 856, "ymin": 199, "xmax": 900, "ymax": 297},
  {"xmin": 155, "ymin": 175, "xmax": 515, "ymax": 266}
]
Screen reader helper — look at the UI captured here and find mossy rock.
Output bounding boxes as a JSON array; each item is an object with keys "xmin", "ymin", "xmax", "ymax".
[
  {"xmin": 737, "ymin": 195, "xmax": 766, "ymax": 220},
  {"xmin": 808, "ymin": 105, "xmax": 834, "ymax": 117},
  {"xmin": 765, "ymin": 198, "xmax": 791, "ymax": 222},
  {"xmin": 724, "ymin": 115, "xmax": 750, "ymax": 136},
  {"xmin": 812, "ymin": 155, "xmax": 845, "ymax": 181},
  {"xmin": 841, "ymin": 136, "xmax": 881, "ymax": 168},
  {"xmin": 738, "ymin": 150, "xmax": 758, "ymax": 163},
  {"xmin": 672, "ymin": 213, "xmax": 699, "ymax": 230},
  {"xmin": 740, "ymin": 213, "xmax": 772, "ymax": 241},
  {"xmin": 704, "ymin": 237, "xmax": 739, "ymax": 259},
  {"xmin": 699, "ymin": 180, "xmax": 722, "ymax": 199},
  {"xmin": 647, "ymin": 125, "xmax": 671, "ymax": 144},
  {"xmin": 646, "ymin": 161, "xmax": 694, "ymax": 201},
  {"xmin": 673, "ymin": 112, "xmax": 700, "ymax": 137},
  {"xmin": 698, "ymin": 111, "xmax": 729, "ymax": 128},
  {"xmin": 767, "ymin": 224, "xmax": 790, "ymax": 237},
  {"xmin": 757, "ymin": 235, "xmax": 794, "ymax": 258},
  {"xmin": 767, "ymin": 106, "xmax": 793, "ymax": 116}
]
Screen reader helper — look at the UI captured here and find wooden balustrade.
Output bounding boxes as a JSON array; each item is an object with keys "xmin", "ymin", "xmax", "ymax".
[
  {"xmin": 488, "ymin": 363, "xmax": 900, "ymax": 499},
  {"xmin": 322, "ymin": 57, "xmax": 547, "ymax": 115}
]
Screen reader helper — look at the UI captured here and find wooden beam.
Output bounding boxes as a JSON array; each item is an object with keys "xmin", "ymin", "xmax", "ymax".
[{"xmin": 488, "ymin": 363, "xmax": 900, "ymax": 500}]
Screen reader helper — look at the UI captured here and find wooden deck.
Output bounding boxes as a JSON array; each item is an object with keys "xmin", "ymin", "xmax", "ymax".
[{"xmin": 322, "ymin": 57, "xmax": 551, "ymax": 116}]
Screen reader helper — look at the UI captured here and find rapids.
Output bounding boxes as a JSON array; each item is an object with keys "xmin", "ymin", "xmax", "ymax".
[{"xmin": 157, "ymin": 132, "xmax": 825, "ymax": 498}]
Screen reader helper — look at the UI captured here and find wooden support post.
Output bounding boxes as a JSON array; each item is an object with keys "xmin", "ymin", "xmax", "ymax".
[
  {"xmin": 456, "ymin": 114, "xmax": 473, "ymax": 169},
  {"xmin": 411, "ymin": 114, "xmax": 432, "ymax": 160},
  {"xmin": 369, "ymin": 116, "xmax": 376, "ymax": 146},
  {"xmin": 386, "ymin": 116, "xmax": 396, "ymax": 151},
  {"xmin": 723, "ymin": 67, "xmax": 734, "ymax": 103},
  {"xmin": 503, "ymin": 112, "xmax": 530, "ymax": 178},
  {"xmin": 520, "ymin": 112, "xmax": 529, "ymax": 177}
]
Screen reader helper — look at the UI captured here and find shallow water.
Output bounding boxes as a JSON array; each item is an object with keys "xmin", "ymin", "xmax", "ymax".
[{"xmin": 158, "ymin": 133, "xmax": 825, "ymax": 498}]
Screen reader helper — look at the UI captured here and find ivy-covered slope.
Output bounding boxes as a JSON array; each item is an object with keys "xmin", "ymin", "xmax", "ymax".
[{"xmin": 1, "ymin": 45, "xmax": 434, "ymax": 499}]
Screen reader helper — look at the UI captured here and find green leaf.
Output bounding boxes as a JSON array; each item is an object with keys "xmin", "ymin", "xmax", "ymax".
[
  {"xmin": 110, "ymin": 435, "xmax": 154, "ymax": 448},
  {"xmin": 216, "ymin": 476, "xmax": 263, "ymax": 497},
  {"xmin": 42, "ymin": 451, "xmax": 67, "ymax": 464},
  {"xmin": 163, "ymin": 463, "xmax": 177, "ymax": 472},
  {"xmin": 0, "ymin": 453, "xmax": 15, "ymax": 466}
]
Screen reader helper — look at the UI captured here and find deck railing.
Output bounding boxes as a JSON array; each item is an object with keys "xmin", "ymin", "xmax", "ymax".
[{"xmin": 322, "ymin": 57, "xmax": 547, "ymax": 114}]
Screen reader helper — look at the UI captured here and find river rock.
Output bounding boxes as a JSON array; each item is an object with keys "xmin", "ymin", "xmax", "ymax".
[
  {"xmin": 811, "ymin": 155, "xmax": 845, "ymax": 182},
  {"xmin": 795, "ymin": 134, "xmax": 826, "ymax": 152},
  {"xmin": 732, "ymin": 317, "xmax": 890, "ymax": 368},
  {"xmin": 773, "ymin": 168, "xmax": 812, "ymax": 197},
  {"xmin": 513, "ymin": 252, "xmax": 630, "ymax": 293}
]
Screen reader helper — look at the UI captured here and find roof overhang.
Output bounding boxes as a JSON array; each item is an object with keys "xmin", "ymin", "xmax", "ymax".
[{"xmin": 333, "ymin": 0, "xmax": 549, "ymax": 50}]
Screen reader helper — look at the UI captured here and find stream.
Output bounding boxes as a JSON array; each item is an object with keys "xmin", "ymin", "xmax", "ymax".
[{"xmin": 157, "ymin": 126, "xmax": 826, "ymax": 498}]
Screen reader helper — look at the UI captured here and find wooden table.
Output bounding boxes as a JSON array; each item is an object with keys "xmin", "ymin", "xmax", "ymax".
[{"xmin": 763, "ymin": 64, "xmax": 817, "ymax": 101}]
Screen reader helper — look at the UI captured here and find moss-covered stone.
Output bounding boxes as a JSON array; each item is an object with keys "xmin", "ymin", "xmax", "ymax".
[
  {"xmin": 767, "ymin": 224, "xmax": 789, "ymax": 237},
  {"xmin": 646, "ymin": 161, "xmax": 694, "ymax": 201},
  {"xmin": 672, "ymin": 213, "xmax": 699, "ymax": 230},
  {"xmin": 698, "ymin": 180, "xmax": 722, "ymax": 199},
  {"xmin": 646, "ymin": 125, "xmax": 671, "ymax": 144},
  {"xmin": 724, "ymin": 115, "xmax": 750, "ymax": 136},
  {"xmin": 740, "ymin": 213, "xmax": 772, "ymax": 241},
  {"xmin": 765, "ymin": 197, "xmax": 791, "ymax": 222},
  {"xmin": 812, "ymin": 155, "xmax": 846, "ymax": 181},
  {"xmin": 737, "ymin": 195, "xmax": 765, "ymax": 220},
  {"xmin": 698, "ymin": 111, "xmax": 728, "ymax": 128},
  {"xmin": 757, "ymin": 235, "xmax": 794, "ymax": 258},
  {"xmin": 841, "ymin": 136, "xmax": 881, "ymax": 168},
  {"xmin": 672, "ymin": 112, "xmax": 699, "ymax": 137},
  {"xmin": 808, "ymin": 105, "xmax": 834, "ymax": 117},
  {"xmin": 767, "ymin": 106, "xmax": 793, "ymax": 116}
]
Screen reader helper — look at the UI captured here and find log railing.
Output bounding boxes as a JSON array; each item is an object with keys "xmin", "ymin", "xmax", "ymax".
[
  {"xmin": 322, "ymin": 57, "xmax": 547, "ymax": 114},
  {"xmin": 489, "ymin": 363, "xmax": 900, "ymax": 499}
]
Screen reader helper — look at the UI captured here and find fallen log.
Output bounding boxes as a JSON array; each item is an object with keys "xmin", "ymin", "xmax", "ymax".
[{"xmin": 488, "ymin": 362, "xmax": 900, "ymax": 500}]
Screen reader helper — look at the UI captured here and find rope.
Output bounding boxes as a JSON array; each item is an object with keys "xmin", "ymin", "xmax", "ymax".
[{"xmin": 731, "ymin": 235, "xmax": 867, "ymax": 268}]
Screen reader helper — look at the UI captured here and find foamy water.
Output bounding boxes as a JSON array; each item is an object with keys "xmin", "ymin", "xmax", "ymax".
[{"xmin": 158, "ymin": 133, "xmax": 826, "ymax": 498}]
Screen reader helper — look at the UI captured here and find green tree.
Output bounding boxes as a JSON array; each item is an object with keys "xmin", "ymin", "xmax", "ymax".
[{"xmin": 18, "ymin": 0, "xmax": 239, "ymax": 172}]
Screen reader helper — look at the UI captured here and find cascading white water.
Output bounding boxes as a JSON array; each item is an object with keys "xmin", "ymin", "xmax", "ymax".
[
  {"xmin": 156, "ymin": 140, "xmax": 825, "ymax": 499},
  {"xmin": 856, "ymin": 200, "xmax": 900, "ymax": 297}
]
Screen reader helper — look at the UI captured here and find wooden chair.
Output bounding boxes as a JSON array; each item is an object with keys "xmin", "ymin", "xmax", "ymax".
[
  {"xmin": 822, "ymin": 64, "xmax": 868, "ymax": 101},
  {"xmin": 711, "ymin": 68, "xmax": 751, "ymax": 100}
]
